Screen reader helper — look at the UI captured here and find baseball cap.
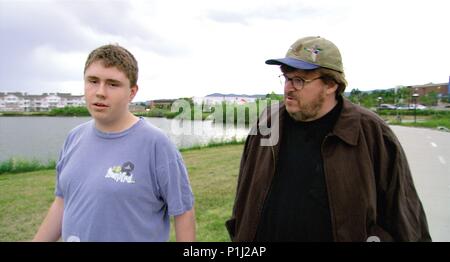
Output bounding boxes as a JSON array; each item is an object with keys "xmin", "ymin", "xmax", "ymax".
[{"xmin": 265, "ymin": 36, "xmax": 344, "ymax": 73}]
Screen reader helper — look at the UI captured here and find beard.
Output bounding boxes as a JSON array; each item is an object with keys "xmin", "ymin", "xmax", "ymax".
[{"xmin": 286, "ymin": 89, "xmax": 326, "ymax": 122}]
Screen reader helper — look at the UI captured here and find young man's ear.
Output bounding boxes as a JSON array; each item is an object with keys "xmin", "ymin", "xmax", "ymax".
[{"xmin": 129, "ymin": 85, "xmax": 138, "ymax": 102}]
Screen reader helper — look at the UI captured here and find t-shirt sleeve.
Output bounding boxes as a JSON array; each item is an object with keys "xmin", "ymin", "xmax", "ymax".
[
  {"xmin": 54, "ymin": 148, "xmax": 65, "ymax": 198},
  {"xmin": 54, "ymin": 130, "xmax": 74, "ymax": 198},
  {"xmin": 155, "ymin": 148, "xmax": 194, "ymax": 216}
]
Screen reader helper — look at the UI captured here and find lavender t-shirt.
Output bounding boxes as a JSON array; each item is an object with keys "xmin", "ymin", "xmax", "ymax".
[{"xmin": 55, "ymin": 117, "xmax": 194, "ymax": 242}]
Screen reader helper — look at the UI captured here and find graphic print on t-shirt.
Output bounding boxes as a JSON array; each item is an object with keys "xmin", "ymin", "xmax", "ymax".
[{"xmin": 105, "ymin": 161, "xmax": 136, "ymax": 184}]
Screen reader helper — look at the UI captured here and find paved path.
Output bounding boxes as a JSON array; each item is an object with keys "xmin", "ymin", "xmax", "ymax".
[{"xmin": 391, "ymin": 126, "xmax": 450, "ymax": 242}]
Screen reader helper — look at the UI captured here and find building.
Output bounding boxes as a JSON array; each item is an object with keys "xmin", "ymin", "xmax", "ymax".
[
  {"xmin": 147, "ymin": 99, "xmax": 177, "ymax": 110},
  {"xmin": 407, "ymin": 82, "xmax": 449, "ymax": 98},
  {"xmin": 194, "ymin": 93, "xmax": 265, "ymax": 106},
  {"xmin": 0, "ymin": 92, "xmax": 85, "ymax": 112},
  {"xmin": 129, "ymin": 102, "xmax": 147, "ymax": 112}
]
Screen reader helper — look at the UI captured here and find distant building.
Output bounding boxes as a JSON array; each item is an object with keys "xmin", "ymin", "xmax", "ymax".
[
  {"xmin": 193, "ymin": 93, "xmax": 265, "ymax": 107},
  {"xmin": 148, "ymin": 99, "xmax": 177, "ymax": 110},
  {"xmin": 0, "ymin": 92, "xmax": 85, "ymax": 112},
  {"xmin": 128, "ymin": 103, "xmax": 147, "ymax": 113},
  {"xmin": 407, "ymin": 82, "xmax": 449, "ymax": 98}
]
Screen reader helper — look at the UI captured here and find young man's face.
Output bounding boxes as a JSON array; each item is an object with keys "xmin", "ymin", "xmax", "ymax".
[{"xmin": 84, "ymin": 60, "xmax": 137, "ymax": 126}]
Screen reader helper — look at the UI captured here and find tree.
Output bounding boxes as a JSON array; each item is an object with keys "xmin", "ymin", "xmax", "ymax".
[
  {"xmin": 420, "ymin": 91, "xmax": 438, "ymax": 106},
  {"xmin": 396, "ymin": 86, "xmax": 412, "ymax": 106},
  {"xmin": 349, "ymin": 88, "xmax": 362, "ymax": 104},
  {"xmin": 265, "ymin": 91, "xmax": 283, "ymax": 101}
]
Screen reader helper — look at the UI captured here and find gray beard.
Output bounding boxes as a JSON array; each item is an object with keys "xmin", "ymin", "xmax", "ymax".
[{"xmin": 287, "ymin": 92, "xmax": 325, "ymax": 122}]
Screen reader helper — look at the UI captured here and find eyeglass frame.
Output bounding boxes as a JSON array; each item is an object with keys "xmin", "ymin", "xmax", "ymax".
[{"xmin": 279, "ymin": 74, "xmax": 322, "ymax": 90}]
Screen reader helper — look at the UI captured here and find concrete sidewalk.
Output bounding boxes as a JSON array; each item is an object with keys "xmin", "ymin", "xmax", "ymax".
[{"xmin": 391, "ymin": 125, "xmax": 450, "ymax": 242}]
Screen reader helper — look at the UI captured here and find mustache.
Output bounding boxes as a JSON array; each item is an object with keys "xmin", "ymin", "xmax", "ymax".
[{"xmin": 285, "ymin": 91, "xmax": 298, "ymax": 98}]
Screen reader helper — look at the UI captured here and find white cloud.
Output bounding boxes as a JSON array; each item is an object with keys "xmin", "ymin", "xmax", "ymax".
[{"xmin": 1, "ymin": 0, "xmax": 449, "ymax": 102}]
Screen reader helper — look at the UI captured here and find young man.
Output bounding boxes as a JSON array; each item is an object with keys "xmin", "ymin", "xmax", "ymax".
[
  {"xmin": 226, "ymin": 36, "xmax": 431, "ymax": 242},
  {"xmin": 33, "ymin": 44, "xmax": 195, "ymax": 242}
]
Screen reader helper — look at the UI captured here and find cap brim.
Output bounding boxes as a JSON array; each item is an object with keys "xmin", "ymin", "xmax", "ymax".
[{"xmin": 265, "ymin": 57, "xmax": 319, "ymax": 70}]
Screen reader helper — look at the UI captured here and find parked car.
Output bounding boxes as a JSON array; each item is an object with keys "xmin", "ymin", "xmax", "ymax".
[
  {"xmin": 378, "ymin": 104, "xmax": 397, "ymax": 110},
  {"xmin": 416, "ymin": 104, "xmax": 427, "ymax": 110},
  {"xmin": 397, "ymin": 104, "xmax": 427, "ymax": 110}
]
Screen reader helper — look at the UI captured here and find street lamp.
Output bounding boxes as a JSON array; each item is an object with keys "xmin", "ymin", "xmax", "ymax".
[
  {"xmin": 412, "ymin": 93, "xmax": 419, "ymax": 123},
  {"xmin": 377, "ymin": 97, "xmax": 382, "ymax": 113},
  {"xmin": 394, "ymin": 87, "xmax": 401, "ymax": 122}
]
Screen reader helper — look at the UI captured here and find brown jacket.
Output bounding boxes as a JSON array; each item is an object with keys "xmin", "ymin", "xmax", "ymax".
[{"xmin": 226, "ymin": 98, "xmax": 431, "ymax": 242}]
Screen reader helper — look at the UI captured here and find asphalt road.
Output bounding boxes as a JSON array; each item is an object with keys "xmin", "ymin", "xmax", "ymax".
[{"xmin": 391, "ymin": 125, "xmax": 450, "ymax": 242}]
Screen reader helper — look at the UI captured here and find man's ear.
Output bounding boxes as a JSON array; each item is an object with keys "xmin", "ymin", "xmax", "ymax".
[
  {"xmin": 326, "ymin": 82, "xmax": 338, "ymax": 95},
  {"xmin": 129, "ymin": 85, "xmax": 139, "ymax": 102}
]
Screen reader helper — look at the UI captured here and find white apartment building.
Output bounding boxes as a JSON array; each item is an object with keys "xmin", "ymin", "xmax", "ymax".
[
  {"xmin": 192, "ymin": 94, "xmax": 261, "ymax": 106},
  {"xmin": 0, "ymin": 92, "xmax": 85, "ymax": 112}
]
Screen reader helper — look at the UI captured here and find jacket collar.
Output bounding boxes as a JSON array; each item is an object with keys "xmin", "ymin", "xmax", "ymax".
[
  {"xmin": 330, "ymin": 98, "xmax": 360, "ymax": 146},
  {"xmin": 273, "ymin": 97, "xmax": 360, "ymax": 147}
]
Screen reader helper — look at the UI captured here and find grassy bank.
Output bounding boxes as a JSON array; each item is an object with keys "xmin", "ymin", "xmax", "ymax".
[
  {"xmin": 0, "ymin": 169, "xmax": 56, "ymax": 241},
  {"xmin": 0, "ymin": 144, "xmax": 243, "ymax": 242},
  {"xmin": 0, "ymin": 106, "xmax": 90, "ymax": 117},
  {"xmin": 179, "ymin": 138, "xmax": 245, "ymax": 152},
  {"xmin": 0, "ymin": 139, "xmax": 245, "ymax": 175},
  {"xmin": 0, "ymin": 159, "xmax": 56, "ymax": 174},
  {"xmin": 382, "ymin": 115, "xmax": 450, "ymax": 130}
]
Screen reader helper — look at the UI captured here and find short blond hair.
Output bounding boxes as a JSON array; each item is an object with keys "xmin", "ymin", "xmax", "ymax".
[{"xmin": 84, "ymin": 44, "xmax": 138, "ymax": 87}]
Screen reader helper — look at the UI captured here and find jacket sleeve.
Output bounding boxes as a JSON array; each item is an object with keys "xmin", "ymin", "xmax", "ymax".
[
  {"xmin": 225, "ymin": 134, "xmax": 252, "ymax": 241},
  {"xmin": 377, "ymin": 128, "xmax": 431, "ymax": 241}
]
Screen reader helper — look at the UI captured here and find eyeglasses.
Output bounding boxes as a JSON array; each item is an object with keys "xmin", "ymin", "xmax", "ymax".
[{"xmin": 279, "ymin": 74, "xmax": 322, "ymax": 90}]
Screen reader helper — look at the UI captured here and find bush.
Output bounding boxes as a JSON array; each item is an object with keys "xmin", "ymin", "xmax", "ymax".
[
  {"xmin": 378, "ymin": 109, "xmax": 450, "ymax": 116},
  {"xmin": 0, "ymin": 158, "xmax": 56, "ymax": 174},
  {"xmin": 48, "ymin": 106, "xmax": 90, "ymax": 116}
]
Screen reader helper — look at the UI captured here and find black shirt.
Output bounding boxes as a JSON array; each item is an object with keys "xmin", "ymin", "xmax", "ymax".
[{"xmin": 256, "ymin": 97, "xmax": 343, "ymax": 241}]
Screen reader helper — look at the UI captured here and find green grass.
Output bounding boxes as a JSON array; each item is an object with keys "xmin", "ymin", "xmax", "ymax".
[
  {"xmin": 0, "ymin": 170, "xmax": 56, "ymax": 241},
  {"xmin": 0, "ymin": 144, "xmax": 243, "ymax": 242},
  {"xmin": 179, "ymin": 137, "xmax": 245, "ymax": 152},
  {"xmin": 384, "ymin": 115, "xmax": 450, "ymax": 129}
]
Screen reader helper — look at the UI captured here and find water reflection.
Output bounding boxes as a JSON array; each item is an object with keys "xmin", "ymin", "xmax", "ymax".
[{"xmin": 0, "ymin": 117, "xmax": 250, "ymax": 162}]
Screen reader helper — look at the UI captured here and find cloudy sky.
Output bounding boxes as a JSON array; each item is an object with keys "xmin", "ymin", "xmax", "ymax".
[{"xmin": 1, "ymin": 0, "xmax": 449, "ymax": 102}]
